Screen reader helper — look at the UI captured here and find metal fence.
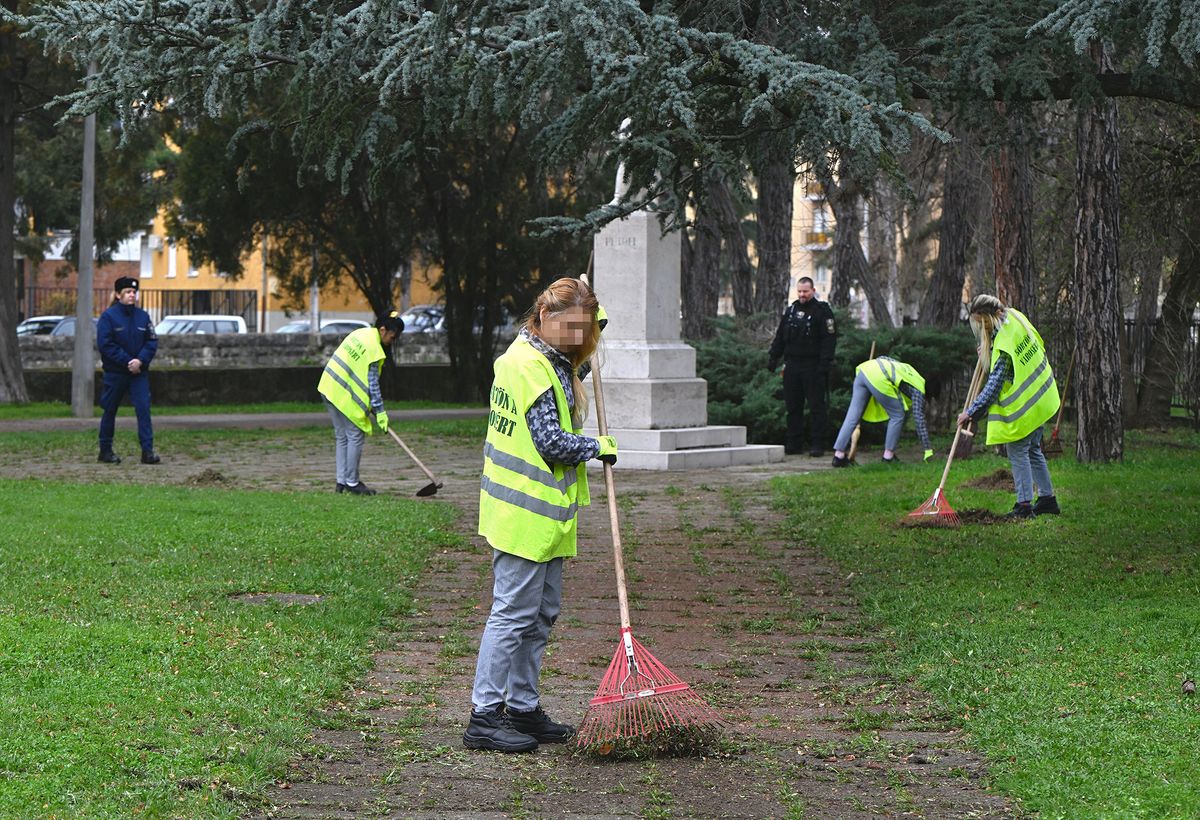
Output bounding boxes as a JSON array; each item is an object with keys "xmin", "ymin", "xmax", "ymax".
[{"xmin": 21, "ymin": 287, "xmax": 260, "ymax": 332}]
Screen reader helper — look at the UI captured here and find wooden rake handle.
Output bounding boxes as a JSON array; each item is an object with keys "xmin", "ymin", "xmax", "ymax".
[
  {"xmin": 938, "ymin": 330, "xmax": 990, "ymax": 493},
  {"xmin": 387, "ymin": 428, "xmax": 442, "ymax": 487},
  {"xmin": 581, "ymin": 273, "xmax": 632, "ymax": 632}
]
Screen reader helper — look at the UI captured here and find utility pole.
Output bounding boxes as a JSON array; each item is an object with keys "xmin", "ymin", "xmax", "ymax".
[
  {"xmin": 71, "ymin": 61, "xmax": 98, "ymax": 419},
  {"xmin": 309, "ymin": 242, "xmax": 319, "ymax": 342},
  {"xmin": 259, "ymin": 235, "xmax": 268, "ymax": 332}
]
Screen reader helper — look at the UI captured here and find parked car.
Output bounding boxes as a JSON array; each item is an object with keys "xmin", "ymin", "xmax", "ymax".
[
  {"xmin": 275, "ymin": 319, "xmax": 370, "ymax": 335},
  {"xmin": 48, "ymin": 316, "xmax": 98, "ymax": 337},
  {"xmin": 398, "ymin": 304, "xmax": 444, "ymax": 333},
  {"xmin": 398, "ymin": 304, "xmax": 516, "ymax": 335},
  {"xmin": 16, "ymin": 315, "xmax": 65, "ymax": 336},
  {"xmin": 155, "ymin": 315, "xmax": 248, "ymax": 335}
]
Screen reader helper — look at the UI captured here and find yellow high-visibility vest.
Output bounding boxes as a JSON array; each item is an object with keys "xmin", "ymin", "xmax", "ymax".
[
  {"xmin": 478, "ymin": 337, "xmax": 591, "ymax": 562},
  {"xmin": 857, "ymin": 357, "xmax": 926, "ymax": 422},
  {"xmin": 317, "ymin": 327, "xmax": 385, "ymax": 433},
  {"xmin": 985, "ymin": 309, "xmax": 1060, "ymax": 445}
]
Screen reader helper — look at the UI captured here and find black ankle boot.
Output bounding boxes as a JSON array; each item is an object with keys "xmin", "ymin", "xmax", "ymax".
[
  {"xmin": 98, "ymin": 451, "xmax": 121, "ymax": 464},
  {"xmin": 1033, "ymin": 495, "xmax": 1061, "ymax": 515},
  {"xmin": 1005, "ymin": 501, "xmax": 1034, "ymax": 520},
  {"xmin": 505, "ymin": 706, "xmax": 575, "ymax": 743},
  {"xmin": 462, "ymin": 708, "xmax": 538, "ymax": 752}
]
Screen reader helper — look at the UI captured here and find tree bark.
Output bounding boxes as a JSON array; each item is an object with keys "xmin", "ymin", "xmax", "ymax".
[
  {"xmin": 826, "ymin": 175, "xmax": 894, "ymax": 327},
  {"xmin": 868, "ymin": 175, "xmax": 900, "ymax": 324},
  {"xmin": 681, "ymin": 180, "xmax": 722, "ymax": 340},
  {"xmin": 1123, "ymin": 248, "xmax": 1163, "ymax": 426},
  {"xmin": 750, "ymin": 147, "xmax": 793, "ymax": 315},
  {"xmin": 707, "ymin": 176, "xmax": 754, "ymax": 318},
  {"xmin": 0, "ymin": 0, "xmax": 29, "ymax": 403},
  {"xmin": 991, "ymin": 106, "xmax": 1038, "ymax": 322},
  {"xmin": 1072, "ymin": 42, "xmax": 1124, "ymax": 462},
  {"xmin": 1135, "ymin": 214, "xmax": 1200, "ymax": 426},
  {"xmin": 920, "ymin": 137, "xmax": 976, "ymax": 328}
]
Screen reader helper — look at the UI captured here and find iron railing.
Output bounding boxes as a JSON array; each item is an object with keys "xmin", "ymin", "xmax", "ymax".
[{"xmin": 21, "ymin": 287, "xmax": 260, "ymax": 332}]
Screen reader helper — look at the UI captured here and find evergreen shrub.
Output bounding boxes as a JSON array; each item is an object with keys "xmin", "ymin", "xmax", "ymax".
[{"xmin": 692, "ymin": 314, "xmax": 977, "ymax": 446}]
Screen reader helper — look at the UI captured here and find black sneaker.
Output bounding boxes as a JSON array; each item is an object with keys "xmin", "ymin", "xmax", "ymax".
[
  {"xmin": 98, "ymin": 451, "xmax": 121, "ymax": 464},
  {"xmin": 831, "ymin": 455, "xmax": 850, "ymax": 468},
  {"xmin": 335, "ymin": 483, "xmax": 347, "ymax": 494},
  {"xmin": 344, "ymin": 482, "xmax": 376, "ymax": 496},
  {"xmin": 881, "ymin": 455, "xmax": 900, "ymax": 464},
  {"xmin": 1033, "ymin": 495, "xmax": 1061, "ymax": 516},
  {"xmin": 1005, "ymin": 502, "xmax": 1034, "ymax": 520},
  {"xmin": 141, "ymin": 451, "xmax": 161, "ymax": 465},
  {"xmin": 505, "ymin": 706, "xmax": 575, "ymax": 743},
  {"xmin": 463, "ymin": 709, "xmax": 539, "ymax": 753}
]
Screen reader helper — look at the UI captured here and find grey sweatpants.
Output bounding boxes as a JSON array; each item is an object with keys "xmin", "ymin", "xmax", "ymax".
[
  {"xmin": 325, "ymin": 398, "xmax": 366, "ymax": 486},
  {"xmin": 471, "ymin": 550, "xmax": 563, "ymax": 713},
  {"xmin": 833, "ymin": 371, "xmax": 907, "ymax": 453}
]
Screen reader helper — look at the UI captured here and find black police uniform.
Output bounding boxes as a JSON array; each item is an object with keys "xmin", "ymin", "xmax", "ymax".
[{"xmin": 767, "ymin": 297, "xmax": 838, "ymax": 455}]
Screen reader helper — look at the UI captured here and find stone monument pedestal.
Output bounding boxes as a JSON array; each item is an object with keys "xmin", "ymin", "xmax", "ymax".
[{"xmin": 584, "ymin": 208, "xmax": 783, "ymax": 470}]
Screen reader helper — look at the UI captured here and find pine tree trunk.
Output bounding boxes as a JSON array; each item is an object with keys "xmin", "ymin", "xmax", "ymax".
[
  {"xmin": 1072, "ymin": 42, "xmax": 1124, "ymax": 462},
  {"xmin": 919, "ymin": 138, "xmax": 975, "ymax": 328},
  {"xmin": 707, "ymin": 176, "xmax": 754, "ymax": 318},
  {"xmin": 681, "ymin": 183, "xmax": 721, "ymax": 340},
  {"xmin": 991, "ymin": 107, "xmax": 1038, "ymax": 323},
  {"xmin": 868, "ymin": 175, "xmax": 900, "ymax": 324},
  {"xmin": 1135, "ymin": 216, "xmax": 1200, "ymax": 426},
  {"xmin": 751, "ymin": 149, "xmax": 794, "ymax": 315},
  {"xmin": 826, "ymin": 176, "xmax": 894, "ymax": 327},
  {"xmin": 0, "ymin": 2, "xmax": 29, "ymax": 403}
]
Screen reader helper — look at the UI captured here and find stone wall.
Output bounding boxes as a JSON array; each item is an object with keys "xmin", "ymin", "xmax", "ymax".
[
  {"xmin": 24, "ymin": 364, "xmax": 460, "ymax": 405},
  {"xmin": 18, "ymin": 332, "xmax": 510, "ymax": 404},
  {"xmin": 18, "ymin": 331, "xmax": 507, "ymax": 370}
]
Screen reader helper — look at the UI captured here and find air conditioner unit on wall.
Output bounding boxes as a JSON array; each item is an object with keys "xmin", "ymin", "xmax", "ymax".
[{"xmin": 147, "ymin": 235, "xmax": 164, "ymax": 251}]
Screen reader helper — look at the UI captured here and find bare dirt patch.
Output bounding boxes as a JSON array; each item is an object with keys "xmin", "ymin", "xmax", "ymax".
[
  {"xmin": 961, "ymin": 468, "xmax": 1015, "ymax": 492},
  {"xmin": 186, "ymin": 467, "xmax": 232, "ymax": 486}
]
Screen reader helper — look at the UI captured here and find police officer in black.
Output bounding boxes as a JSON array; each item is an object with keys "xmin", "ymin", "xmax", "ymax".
[{"xmin": 767, "ymin": 277, "xmax": 838, "ymax": 456}]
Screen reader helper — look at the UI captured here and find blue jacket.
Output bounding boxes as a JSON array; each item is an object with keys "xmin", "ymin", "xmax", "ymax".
[{"xmin": 97, "ymin": 301, "xmax": 158, "ymax": 374}]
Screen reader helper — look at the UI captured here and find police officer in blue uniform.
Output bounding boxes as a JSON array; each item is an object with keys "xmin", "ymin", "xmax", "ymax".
[
  {"xmin": 96, "ymin": 277, "xmax": 159, "ymax": 464},
  {"xmin": 767, "ymin": 277, "xmax": 838, "ymax": 456}
]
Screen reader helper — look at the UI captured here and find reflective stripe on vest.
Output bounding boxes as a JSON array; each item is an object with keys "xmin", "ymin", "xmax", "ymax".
[
  {"xmin": 984, "ymin": 309, "xmax": 1060, "ymax": 444},
  {"xmin": 858, "ymin": 357, "xmax": 924, "ymax": 423},
  {"xmin": 478, "ymin": 337, "xmax": 590, "ymax": 562},
  {"xmin": 480, "ymin": 474, "xmax": 578, "ymax": 522},
  {"xmin": 323, "ymin": 354, "xmax": 372, "ymax": 416},
  {"xmin": 483, "ymin": 441, "xmax": 577, "ymax": 495},
  {"xmin": 317, "ymin": 328, "xmax": 384, "ymax": 433}
]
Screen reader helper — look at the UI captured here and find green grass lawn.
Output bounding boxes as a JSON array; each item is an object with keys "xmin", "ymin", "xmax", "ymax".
[
  {"xmin": 775, "ymin": 429, "xmax": 1200, "ymax": 818},
  {"xmin": 0, "ymin": 399, "xmax": 482, "ymax": 420},
  {"xmin": 0, "ymin": 478, "xmax": 459, "ymax": 817}
]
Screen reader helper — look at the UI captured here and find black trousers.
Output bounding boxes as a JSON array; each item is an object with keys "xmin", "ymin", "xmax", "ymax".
[{"xmin": 782, "ymin": 363, "xmax": 828, "ymax": 453}]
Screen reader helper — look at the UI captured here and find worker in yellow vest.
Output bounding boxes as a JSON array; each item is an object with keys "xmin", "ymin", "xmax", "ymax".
[
  {"xmin": 957, "ymin": 295, "xmax": 1061, "ymax": 519},
  {"xmin": 465, "ymin": 278, "xmax": 616, "ymax": 753},
  {"xmin": 831, "ymin": 356, "xmax": 933, "ymax": 466},
  {"xmin": 317, "ymin": 311, "xmax": 405, "ymax": 495}
]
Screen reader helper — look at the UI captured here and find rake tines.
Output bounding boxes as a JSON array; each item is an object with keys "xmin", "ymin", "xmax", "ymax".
[
  {"xmin": 576, "ymin": 628, "xmax": 725, "ymax": 752},
  {"xmin": 904, "ymin": 487, "xmax": 962, "ymax": 528}
]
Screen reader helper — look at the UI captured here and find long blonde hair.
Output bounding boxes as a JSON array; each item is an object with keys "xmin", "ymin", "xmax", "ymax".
[
  {"xmin": 967, "ymin": 294, "xmax": 1006, "ymax": 345},
  {"xmin": 524, "ymin": 278, "xmax": 601, "ymax": 426}
]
